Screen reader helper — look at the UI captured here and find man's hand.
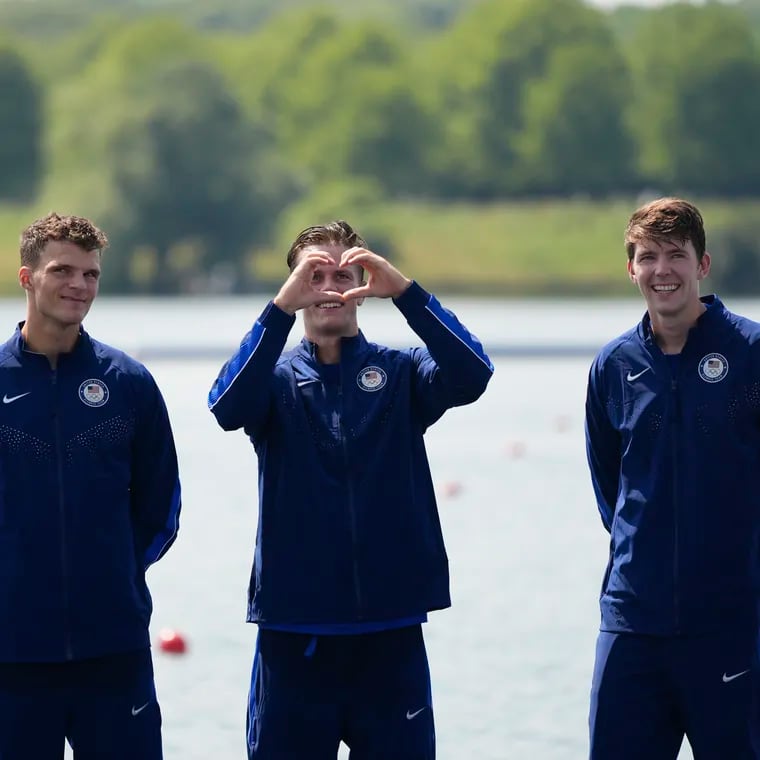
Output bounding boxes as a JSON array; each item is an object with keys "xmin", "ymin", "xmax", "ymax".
[
  {"xmin": 273, "ymin": 251, "xmax": 340, "ymax": 315},
  {"xmin": 339, "ymin": 248, "xmax": 412, "ymax": 301}
]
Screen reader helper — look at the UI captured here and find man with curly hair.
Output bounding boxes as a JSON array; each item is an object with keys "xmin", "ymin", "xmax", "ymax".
[{"xmin": 0, "ymin": 212, "xmax": 182, "ymax": 759}]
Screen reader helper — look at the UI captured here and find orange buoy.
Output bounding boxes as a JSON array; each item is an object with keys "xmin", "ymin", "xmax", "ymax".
[{"xmin": 158, "ymin": 628, "xmax": 188, "ymax": 655}]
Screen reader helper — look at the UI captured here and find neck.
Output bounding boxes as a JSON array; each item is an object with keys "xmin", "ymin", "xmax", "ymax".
[
  {"xmin": 313, "ymin": 336, "xmax": 341, "ymax": 364},
  {"xmin": 21, "ymin": 316, "xmax": 80, "ymax": 368},
  {"xmin": 650, "ymin": 301, "xmax": 706, "ymax": 354}
]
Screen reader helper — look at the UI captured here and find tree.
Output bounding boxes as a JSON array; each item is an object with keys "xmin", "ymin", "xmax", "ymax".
[
  {"xmin": 98, "ymin": 59, "xmax": 294, "ymax": 293},
  {"xmin": 43, "ymin": 20, "xmax": 297, "ymax": 293},
  {"xmin": 0, "ymin": 45, "xmax": 42, "ymax": 201},
  {"xmin": 627, "ymin": 3, "xmax": 760, "ymax": 194},
  {"xmin": 427, "ymin": 0, "xmax": 621, "ymax": 197},
  {"xmin": 514, "ymin": 43, "xmax": 635, "ymax": 195}
]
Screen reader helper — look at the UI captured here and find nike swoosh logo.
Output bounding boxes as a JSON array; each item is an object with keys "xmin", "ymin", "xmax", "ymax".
[
  {"xmin": 626, "ymin": 368, "xmax": 650, "ymax": 382},
  {"xmin": 722, "ymin": 669, "xmax": 750, "ymax": 683},
  {"xmin": 2, "ymin": 392, "xmax": 31, "ymax": 404},
  {"xmin": 297, "ymin": 379, "xmax": 319, "ymax": 387},
  {"xmin": 406, "ymin": 707, "xmax": 427, "ymax": 720},
  {"xmin": 131, "ymin": 702, "xmax": 151, "ymax": 716}
]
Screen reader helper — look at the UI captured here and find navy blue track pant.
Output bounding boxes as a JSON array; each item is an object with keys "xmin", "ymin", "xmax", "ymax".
[
  {"xmin": 247, "ymin": 625, "xmax": 435, "ymax": 760},
  {"xmin": 0, "ymin": 648, "xmax": 162, "ymax": 760},
  {"xmin": 590, "ymin": 630, "xmax": 757, "ymax": 759}
]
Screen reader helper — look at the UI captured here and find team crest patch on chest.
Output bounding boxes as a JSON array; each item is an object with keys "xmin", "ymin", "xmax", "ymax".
[
  {"xmin": 78, "ymin": 378, "xmax": 109, "ymax": 407},
  {"xmin": 356, "ymin": 366, "xmax": 387, "ymax": 392},
  {"xmin": 698, "ymin": 353, "xmax": 729, "ymax": 383}
]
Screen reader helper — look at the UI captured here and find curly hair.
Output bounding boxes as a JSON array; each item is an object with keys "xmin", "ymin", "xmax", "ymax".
[
  {"xmin": 625, "ymin": 198, "xmax": 706, "ymax": 262},
  {"xmin": 20, "ymin": 212, "xmax": 108, "ymax": 269},
  {"xmin": 286, "ymin": 220, "xmax": 366, "ymax": 271}
]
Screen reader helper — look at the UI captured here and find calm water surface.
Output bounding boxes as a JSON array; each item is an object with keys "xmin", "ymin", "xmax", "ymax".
[{"xmin": 14, "ymin": 294, "xmax": 749, "ymax": 759}]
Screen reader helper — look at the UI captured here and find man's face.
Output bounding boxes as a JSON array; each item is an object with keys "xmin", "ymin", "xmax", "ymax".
[
  {"xmin": 21, "ymin": 240, "xmax": 101, "ymax": 329},
  {"xmin": 297, "ymin": 243, "xmax": 363, "ymax": 340},
  {"xmin": 627, "ymin": 236, "xmax": 710, "ymax": 323}
]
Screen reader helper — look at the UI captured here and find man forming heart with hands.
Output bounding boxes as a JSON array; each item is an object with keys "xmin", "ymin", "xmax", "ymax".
[{"xmin": 209, "ymin": 219, "xmax": 494, "ymax": 760}]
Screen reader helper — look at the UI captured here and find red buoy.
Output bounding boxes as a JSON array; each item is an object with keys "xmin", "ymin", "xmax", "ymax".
[
  {"xmin": 158, "ymin": 628, "xmax": 188, "ymax": 655},
  {"xmin": 441, "ymin": 480, "xmax": 462, "ymax": 498}
]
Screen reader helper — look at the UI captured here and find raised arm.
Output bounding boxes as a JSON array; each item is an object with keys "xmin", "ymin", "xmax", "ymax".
[
  {"xmin": 207, "ymin": 302, "xmax": 295, "ymax": 433},
  {"xmin": 208, "ymin": 251, "xmax": 341, "ymax": 432},
  {"xmin": 340, "ymin": 246, "xmax": 493, "ymax": 426}
]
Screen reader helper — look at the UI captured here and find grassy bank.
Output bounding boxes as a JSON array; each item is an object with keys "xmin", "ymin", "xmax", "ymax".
[
  {"xmin": 1, "ymin": 198, "xmax": 756, "ymax": 295},
  {"xmin": 254, "ymin": 197, "xmax": 760, "ymax": 296}
]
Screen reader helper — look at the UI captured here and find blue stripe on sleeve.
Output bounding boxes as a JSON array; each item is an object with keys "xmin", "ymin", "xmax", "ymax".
[
  {"xmin": 208, "ymin": 322, "xmax": 267, "ymax": 409},
  {"xmin": 424, "ymin": 295, "xmax": 494, "ymax": 372},
  {"xmin": 144, "ymin": 479, "xmax": 182, "ymax": 569}
]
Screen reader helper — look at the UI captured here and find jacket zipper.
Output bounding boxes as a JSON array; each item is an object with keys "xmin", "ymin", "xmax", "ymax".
[
  {"xmin": 337, "ymin": 370, "xmax": 364, "ymax": 617},
  {"xmin": 670, "ymin": 375, "xmax": 681, "ymax": 633},
  {"xmin": 52, "ymin": 369, "xmax": 72, "ymax": 659}
]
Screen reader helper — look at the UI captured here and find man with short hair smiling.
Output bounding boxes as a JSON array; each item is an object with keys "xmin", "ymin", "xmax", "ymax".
[
  {"xmin": 0, "ymin": 212, "xmax": 181, "ymax": 760},
  {"xmin": 209, "ymin": 219, "xmax": 493, "ymax": 760},
  {"xmin": 585, "ymin": 197, "xmax": 760, "ymax": 758}
]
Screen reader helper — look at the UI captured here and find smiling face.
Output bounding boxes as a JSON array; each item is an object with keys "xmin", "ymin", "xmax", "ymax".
[
  {"xmin": 297, "ymin": 243, "xmax": 363, "ymax": 341},
  {"xmin": 627, "ymin": 236, "xmax": 710, "ymax": 328},
  {"xmin": 21, "ymin": 240, "xmax": 101, "ymax": 333}
]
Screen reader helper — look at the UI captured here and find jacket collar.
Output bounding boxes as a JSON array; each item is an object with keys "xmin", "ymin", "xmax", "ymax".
[
  {"xmin": 638, "ymin": 294, "xmax": 725, "ymax": 345},
  {"xmin": 8, "ymin": 322, "xmax": 92, "ymax": 362},
  {"xmin": 297, "ymin": 330, "xmax": 370, "ymax": 363}
]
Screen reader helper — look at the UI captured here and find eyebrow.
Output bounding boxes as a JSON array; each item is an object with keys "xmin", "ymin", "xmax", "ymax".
[{"xmin": 637, "ymin": 243, "xmax": 685, "ymax": 255}]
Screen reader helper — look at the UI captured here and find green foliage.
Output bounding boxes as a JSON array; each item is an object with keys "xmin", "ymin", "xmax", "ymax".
[
  {"xmin": 428, "ymin": 0, "xmax": 632, "ymax": 197},
  {"xmin": 42, "ymin": 19, "xmax": 297, "ymax": 293},
  {"xmin": 626, "ymin": 3, "xmax": 760, "ymax": 193},
  {"xmin": 515, "ymin": 42, "xmax": 635, "ymax": 194},
  {"xmin": 0, "ymin": 44, "xmax": 43, "ymax": 202},
  {"xmin": 0, "ymin": 0, "xmax": 759, "ymax": 294},
  {"xmin": 0, "ymin": 0, "xmax": 482, "ymax": 36}
]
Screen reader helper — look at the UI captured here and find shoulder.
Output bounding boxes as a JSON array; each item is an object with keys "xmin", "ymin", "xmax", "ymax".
[
  {"xmin": 719, "ymin": 307, "xmax": 760, "ymax": 346},
  {"xmin": 88, "ymin": 336, "xmax": 158, "ymax": 388},
  {"xmin": 592, "ymin": 326, "xmax": 640, "ymax": 372}
]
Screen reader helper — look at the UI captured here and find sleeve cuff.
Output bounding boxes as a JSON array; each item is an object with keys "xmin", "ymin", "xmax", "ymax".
[
  {"xmin": 259, "ymin": 300, "xmax": 297, "ymax": 330},
  {"xmin": 392, "ymin": 280, "xmax": 430, "ymax": 316}
]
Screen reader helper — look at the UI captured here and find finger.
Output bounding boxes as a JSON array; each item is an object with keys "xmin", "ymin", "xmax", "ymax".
[
  {"xmin": 296, "ymin": 251, "xmax": 334, "ymax": 270},
  {"xmin": 341, "ymin": 285, "xmax": 371, "ymax": 301},
  {"xmin": 340, "ymin": 248, "xmax": 375, "ymax": 268}
]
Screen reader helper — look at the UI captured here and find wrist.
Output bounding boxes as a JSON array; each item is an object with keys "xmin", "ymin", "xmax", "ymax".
[
  {"xmin": 393, "ymin": 278, "xmax": 413, "ymax": 299},
  {"xmin": 273, "ymin": 296, "xmax": 296, "ymax": 316}
]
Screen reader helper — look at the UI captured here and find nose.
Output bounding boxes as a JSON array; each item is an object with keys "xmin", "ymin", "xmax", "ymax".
[
  {"xmin": 318, "ymin": 273, "xmax": 343, "ymax": 292},
  {"xmin": 654, "ymin": 256, "xmax": 671, "ymax": 276},
  {"xmin": 67, "ymin": 272, "xmax": 89, "ymax": 291}
]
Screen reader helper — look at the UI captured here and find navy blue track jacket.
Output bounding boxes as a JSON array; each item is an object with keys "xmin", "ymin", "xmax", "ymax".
[
  {"xmin": 209, "ymin": 282, "xmax": 493, "ymax": 625},
  {"xmin": 0, "ymin": 326, "xmax": 181, "ymax": 662},
  {"xmin": 585, "ymin": 296, "xmax": 760, "ymax": 636}
]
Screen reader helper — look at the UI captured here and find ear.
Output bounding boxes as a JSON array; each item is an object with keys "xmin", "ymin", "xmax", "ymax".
[
  {"xmin": 18, "ymin": 266, "xmax": 32, "ymax": 291},
  {"xmin": 627, "ymin": 259, "xmax": 637, "ymax": 284},
  {"xmin": 697, "ymin": 251, "xmax": 711, "ymax": 280}
]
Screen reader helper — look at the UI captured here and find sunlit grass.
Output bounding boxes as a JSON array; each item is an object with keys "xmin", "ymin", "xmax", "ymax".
[{"xmin": 2, "ymin": 197, "xmax": 757, "ymax": 296}]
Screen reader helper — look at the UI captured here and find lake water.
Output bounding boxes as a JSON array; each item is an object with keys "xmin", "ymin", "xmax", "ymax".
[{"xmin": 17, "ymin": 293, "xmax": 757, "ymax": 759}]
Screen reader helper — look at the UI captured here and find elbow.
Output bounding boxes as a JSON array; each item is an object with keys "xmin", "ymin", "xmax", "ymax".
[
  {"xmin": 466, "ymin": 367, "xmax": 494, "ymax": 402},
  {"xmin": 209, "ymin": 405, "xmax": 243, "ymax": 432}
]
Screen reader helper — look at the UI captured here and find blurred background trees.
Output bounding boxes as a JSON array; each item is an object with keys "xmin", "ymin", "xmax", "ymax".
[{"xmin": 0, "ymin": 0, "xmax": 759, "ymax": 294}]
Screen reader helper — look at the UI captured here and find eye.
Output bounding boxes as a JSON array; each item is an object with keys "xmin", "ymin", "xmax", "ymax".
[
  {"xmin": 85, "ymin": 271, "xmax": 100, "ymax": 280},
  {"xmin": 337, "ymin": 271, "xmax": 352, "ymax": 280}
]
